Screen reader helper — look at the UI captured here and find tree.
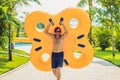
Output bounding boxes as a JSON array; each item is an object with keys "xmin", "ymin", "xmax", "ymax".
[
  {"xmin": 95, "ymin": 0, "xmax": 120, "ymax": 57},
  {"xmin": 0, "ymin": 5, "xmax": 23, "ymax": 61},
  {"xmin": 95, "ymin": 27, "xmax": 111, "ymax": 51},
  {"xmin": 77, "ymin": 0, "xmax": 93, "ymax": 44},
  {"xmin": 0, "ymin": 0, "xmax": 41, "ymax": 61},
  {"xmin": 0, "ymin": 6, "xmax": 8, "ymax": 50},
  {"xmin": 115, "ymin": 25, "xmax": 120, "ymax": 52}
]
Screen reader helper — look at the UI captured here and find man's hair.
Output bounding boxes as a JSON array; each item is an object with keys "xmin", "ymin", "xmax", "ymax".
[{"xmin": 54, "ymin": 27, "xmax": 61, "ymax": 33}]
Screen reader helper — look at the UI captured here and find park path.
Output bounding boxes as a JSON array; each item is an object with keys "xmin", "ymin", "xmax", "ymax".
[{"xmin": 0, "ymin": 46, "xmax": 120, "ymax": 80}]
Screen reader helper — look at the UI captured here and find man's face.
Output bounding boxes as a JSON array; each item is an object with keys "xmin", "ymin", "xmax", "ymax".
[{"xmin": 54, "ymin": 30, "xmax": 61, "ymax": 39}]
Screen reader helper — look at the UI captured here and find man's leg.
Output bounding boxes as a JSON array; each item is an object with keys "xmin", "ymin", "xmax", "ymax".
[
  {"xmin": 52, "ymin": 68, "xmax": 61, "ymax": 80},
  {"xmin": 56, "ymin": 67, "xmax": 61, "ymax": 80},
  {"xmin": 55, "ymin": 52, "xmax": 63, "ymax": 80},
  {"xmin": 52, "ymin": 52, "xmax": 57, "ymax": 77},
  {"xmin": 52, "ymin": 68, "xmax": 57, "ymax": 77}
]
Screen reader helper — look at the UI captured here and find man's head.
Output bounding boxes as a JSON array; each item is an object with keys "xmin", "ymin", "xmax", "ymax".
[
  {"xmin": 54, "ymin": 27, "xmax": 61, "ymax": 33},
  {"xmin": 54, "ymin": 27, "xmax": 61, "ymax": 39}
]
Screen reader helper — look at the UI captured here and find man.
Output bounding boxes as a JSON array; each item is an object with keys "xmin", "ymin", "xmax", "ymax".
[{"xmin": 44, "ymin": 19, "xmax": 68, "ymax": 80}]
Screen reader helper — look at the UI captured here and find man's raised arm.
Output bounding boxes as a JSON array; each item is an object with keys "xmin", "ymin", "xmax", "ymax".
[
  {"xmin": 44, "ymin": 23, "xmax": 53, "ymax": 37},
  {"xmin": 60, "ymin": 22, "xmax": 68, "ymax": 38}
]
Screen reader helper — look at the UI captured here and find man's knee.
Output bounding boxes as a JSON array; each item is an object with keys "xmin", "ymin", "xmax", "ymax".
[
  {"xmin": 57, "ymin": 67, "xmax": 61, "ymax": 70},
  {"xmin": 56, "ymin": 67, "xmax": 61, "ymax": 72},
  {"xmin": 52, "ymin": 69, "xmax": 56, "ymax": 72},
  {"xmin": 52, "ymin": 67, "xmax": 61, "ymax": 75}
]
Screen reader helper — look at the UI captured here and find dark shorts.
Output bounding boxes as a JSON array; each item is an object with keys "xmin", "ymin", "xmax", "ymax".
[{"xmin": 52, "ymin": 51, "xmax": 64, "ymax": 69}]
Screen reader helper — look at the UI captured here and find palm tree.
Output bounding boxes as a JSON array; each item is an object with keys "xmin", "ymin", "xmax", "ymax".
[
  {"xmin": 1, "ymin": 0, "xmax": 41, "ymax": 61},
  {"xmin": 77, "ymin": 0, "xmax": 93, "ymax": 44},
  {"xmin": 96, "ymin": 0, "xmax": 120, "ymax": 57},
  {"xmin": 0, "ymin": 5, "xmax": 22, "ymax": 60},
  {"xmin": 0, "ymin": 6, "xmax": 9, "ymax": 50}
]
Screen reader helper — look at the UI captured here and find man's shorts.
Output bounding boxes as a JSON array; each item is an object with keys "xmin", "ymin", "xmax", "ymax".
[{"xmin": 52, "ymin": 51, "xmax": 64, "ymax": 68}]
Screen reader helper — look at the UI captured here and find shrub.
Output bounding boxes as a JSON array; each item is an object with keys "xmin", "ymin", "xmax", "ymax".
[
  {"xmin": 115, "ymin": 34, "xmax": 120, "ymax": 52},
  {"xmin": 95, "ymin": 27, "xmax": 111, "ymax": 51}
]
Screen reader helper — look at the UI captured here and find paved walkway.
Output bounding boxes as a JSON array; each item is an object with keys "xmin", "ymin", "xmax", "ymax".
[{"xmin": 0, "ymin": 46, "xmax": 120, "ymax": 80}]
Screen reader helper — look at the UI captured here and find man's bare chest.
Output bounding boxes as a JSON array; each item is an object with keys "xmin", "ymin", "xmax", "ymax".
[{"xmin": 53, "ymin": 38, "xmax": 63, "ymax": 44}]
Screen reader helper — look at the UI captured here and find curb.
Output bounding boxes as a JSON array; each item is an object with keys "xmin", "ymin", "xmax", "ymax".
[{"xmin": 0, "ymin": 61, "xmax": 30, "ymax": 78}]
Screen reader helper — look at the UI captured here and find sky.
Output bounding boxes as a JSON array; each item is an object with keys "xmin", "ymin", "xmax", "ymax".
[{"xmin": 16, "ymin": 0, "xmax": 83, "ymax": 21}]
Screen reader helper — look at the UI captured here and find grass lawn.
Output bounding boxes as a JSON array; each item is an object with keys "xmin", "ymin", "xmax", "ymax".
[
  {"xmin": 0, "ymin": 51, "xmax": 29, "ymax": 75},
  {"xmin": 94, "ymin": 48, "xmax": 120, "ymax": 67}
]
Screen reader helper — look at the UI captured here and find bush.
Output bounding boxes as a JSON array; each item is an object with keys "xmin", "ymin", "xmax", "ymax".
[
  {"xmin": 92, "ymin": 26, "xmax": 99, "ymax": 47},
  {"xmin": 115, "ymin": 35, "xmax": 120, "ymax": 52},
  {"xmin": 115, "ymin": 25, "xmax": 120, "ymax": 52},
  {"xmin": 95, "ymin": 27, "xmax": 111, "ymax": 51}
]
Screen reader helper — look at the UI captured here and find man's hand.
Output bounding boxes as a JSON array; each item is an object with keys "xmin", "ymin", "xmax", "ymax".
[
  {"xmin": 48, "ymin": 22, "xmax": 54, "ymax": 26},
  {"xmin": 59, "ymin": 17, "xmax": 64, "ymax": 25},
  {"xmin": 59, "ymin": 22, "xmax": 64, "ymax": 25},
  {"xmin": 58, "ymin": 17, "xmax": 68, "ymax": 38},
  {"xmin": 49, "ymin": 18, "xmax": 54, "ymax": 26}
]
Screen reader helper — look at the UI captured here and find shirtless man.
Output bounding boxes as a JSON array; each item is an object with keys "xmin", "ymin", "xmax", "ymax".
[{"xmin": 44, "ymin": 19, "xmax": 68, "ymax": 80}]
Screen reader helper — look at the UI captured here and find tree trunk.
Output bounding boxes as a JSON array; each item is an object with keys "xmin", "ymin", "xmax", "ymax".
[
  {"xmin": 8, "ymin": 3, "xmax": 16, "ymax": 61},
  {"xmin": 110, "ymin": 3, "xmax": 115, "ymax": 57},
  {"xmin": 111, "ymin": 27, "xmax": 115, "ymax": 57},
  {"xmin": 88, "ymin": 0, "xmax": 92, "ymax": 44},
  {"xmin": 8, "ymin": 24, "xmax": 12, "ymax": 61},
  {"xmin": 101, "ymin": 47, "xmax": 105, "ymax": 51}
]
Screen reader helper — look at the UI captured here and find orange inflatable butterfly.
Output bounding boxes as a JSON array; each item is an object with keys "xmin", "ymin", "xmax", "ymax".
[{"xmin": 24, "ymin": 7, "xmax": 94, "ymax": 72}]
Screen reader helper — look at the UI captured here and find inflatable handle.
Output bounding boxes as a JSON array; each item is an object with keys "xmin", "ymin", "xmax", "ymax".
[
  {"xmin": 59, "ymin": 17, "xmax": 64, "ymax": 25},
  {"xmin": 60, "ymin": 17, "xmax": 64, "ymax": 22},
  {"xmin": 49, "ymin": 18, "xmax": 54, "ymax": 25}
]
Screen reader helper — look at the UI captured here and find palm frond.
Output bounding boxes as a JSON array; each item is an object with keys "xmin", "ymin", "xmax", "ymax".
[
  {"xmin": 33, "ymin": 0, "xmax": 41, "ymax": 5},
  {"xmin": 27, "ymin": 0, "xmax": 41, "ymax": 5},
  {"xmin": 21, "ymin": 0, "xmax": 29, "ymax": 5},
  {"xmin": 77, "ymin": 0, "xmax": 87, "ymax": 7},
  {"xmin": 1, "ymin": 0, "xmax": 17, "ymax": 6}
]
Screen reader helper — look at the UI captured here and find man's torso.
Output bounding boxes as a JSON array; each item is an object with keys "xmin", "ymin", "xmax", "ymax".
[{"xmin": 52, "ymin": 37, "xmax": 64, "ymax": 52}]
